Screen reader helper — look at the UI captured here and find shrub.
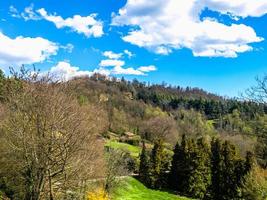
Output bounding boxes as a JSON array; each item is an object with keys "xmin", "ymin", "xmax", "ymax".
[
  {"xmin": 241, "ymin": 167, "xmax": 267, "ymax": 200},
  {"xmin": 87, "ymin": 188, "xmax": 109, "ymax": 200}
]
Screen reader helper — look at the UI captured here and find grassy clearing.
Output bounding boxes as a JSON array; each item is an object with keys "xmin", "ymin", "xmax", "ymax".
[
  {"xmin": 111, "ymin": 177, "xmax": 193, "ymax": 200},
  {"xmin": 105, "ymin": 140, "xmax": 141, "ymax": 157}
]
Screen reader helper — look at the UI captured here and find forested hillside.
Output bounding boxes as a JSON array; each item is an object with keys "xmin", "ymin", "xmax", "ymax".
[{"xmin": 0, "ymin": 69, "xmax": 266, "ymax": 200}]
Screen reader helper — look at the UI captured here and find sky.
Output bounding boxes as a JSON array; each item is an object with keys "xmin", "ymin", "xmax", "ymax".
[{"xmin": 0, "ymin": 0, "xmax": 267, "ymax": 97}]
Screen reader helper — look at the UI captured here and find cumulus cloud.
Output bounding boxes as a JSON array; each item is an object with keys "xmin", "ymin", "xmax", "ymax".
[
  {"xmin": 97, "ymin": 50, "xmax": 156, "ymax": 75},
  {"xmin": 10, "ymin": 5, "xmax": 104, "ymax": 38},
  {"xmin": 205, "ymin": 0, "xmax": 267, "ymax": 18},
  {"xmin": 0, "ymin": 32, "xmax": 58, "ymax": 68},
  {"xmin": 103, "ymin": 51, "xmax": 122, "ymax": 59},
  {"xmin": 138, "ymin": 65, "xmax": 157, "ymax": 72},
  {"xmin": 112, "ymin": 0, "xmax": 266, "ymax": 57},
  {"xmin": 112, "ymin": 66, "xmax": 144, "ymax": 75},
  {"xmin": 48, "ymin": 60, "xmax": 151, "ymax": 80},
  {"xmin": 99, "ymin": 59, "xmax": 125, "ymax": 67},
  {"xmin": 49, "ymin": 61, "xmax": 92, "ymax": 81},
  {"xmin": 37, "ymin": 8, "xmax": 103, "ymax": 38}
]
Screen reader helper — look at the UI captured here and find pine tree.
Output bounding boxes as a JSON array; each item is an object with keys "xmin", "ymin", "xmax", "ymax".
[
  {"xmin": 187, "ymin": 138, "xmax": 211, "ymax": 199},
  {"xmin": 169, "ymin": 142, "xmax": 180, "ymax": 190},
  {"xmin": 175, "ymin": 134, "xmax": 189, "ymax": 193},
  {"xmin": 211, "ymin": 138, "xmax": 224, "ymax": 200},
  {"xmin": 221, "ymin": 141, "xmax": 241, "ymax": 199},
  {"xmin": 150, "ymin": 139, "xmax": 165, "ymax": 188},
  {"xmin": 139, "ymin": 141, "xmax": 150, "ymax": 185},
  {"xmin": 211, "ymin": 139, "xmax": 249, "ymax": 200}
]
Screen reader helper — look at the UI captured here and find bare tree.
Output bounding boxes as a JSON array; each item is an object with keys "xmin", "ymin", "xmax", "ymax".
[
  {"xmin": 103, "ymin": 149, "xmax": 129, "ymax": 193},
  {"xmin": 141, "ymin": 116, "xmax": 178, "ymax": 144},
  {"xmin": 244, "ymin": 74, "xmax": 267, "ymax": 168},
  {"xmin": 0, "ymin": 69, "xmax": 105, "ymax": 200},
  {"xmin": 245, "ymin": 74, "xmax": 267, "ymax": 103}
]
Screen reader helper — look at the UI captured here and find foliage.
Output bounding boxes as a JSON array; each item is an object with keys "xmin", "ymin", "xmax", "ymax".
[
  {"xmin": 169, "ymin": 135, "xmax": 211, "ymax": 199},
  {"xmin": 104, "ymin": 149, "xmax": 130, "ymax": 193},
  {"xmin": 210, "ymin": 139, "xmax": 253, "ymax": 200},
  {"xmin": 0, "ymin": 70, "xmax": 106, "ymax": 199},
  {"xmin": 240, "ymin": 166, "xmax": 267, "ymax": 200},
  {"xmin": 149, "ymin": 139, "xmax": 168, "ymax": 189},
  {"xmin": 139, "ymin": 142, "xmax": 150, "ymax": 185},
  {"xmin": 87, "ymin": 188, "xmax": 109, "ymax": 200}
]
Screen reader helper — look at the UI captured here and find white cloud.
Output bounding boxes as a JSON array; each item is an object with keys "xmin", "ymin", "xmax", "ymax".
[
  {"xmin": 9, "ymin": 5, "xmax": 20, "ymax": 18},
  {"xmin": 47, "ymin": 59, "xmax": 156, "ymax": 79},
  {"xmin": 124, "ymin": 49, "xmax": 134, "ymax": 58},
  {"xmin": 205, "ymin": 0, "xmax": 267, "ymax": 18},
  {"xmin": 138, "ymin": 65, "xmax": 157, "ymax": 72},
  {"xmin": 37, "ymin": 8, "xmax": 103, "ymax": 38},
  {"xmin": 98, "ymin": 49, "xmax": 146, "ymax": 75},
  {"xmin": 112, "ymin": 0, "xmax": 266, "ymax": 57},
  {"xmin": 98, "ymin": 50, "xmax": 156, "ymax": 75},
  {"xmin": 99, "ymin": 59, "xmax": 125, "ymax": 67},
  {"xmin": 112, "ymin": 66, "xmax": 144, "ymax": 75},
  {"xmin": 49, "ymin": 61, "xmax": 92, "ymax": 81},
  {"xmin": 103, "ymin": 51, "xmax": 122, "ymax": 59},
  {"xmin": 93, "ymin": 67, "xmax": 111, "ymax": 76},
  {"xmin": 9, "ymin": 5, "xmax": 104, "ymax": 38},
  {"xmin": 48, "ymin": 61, "xmax": 149, "ymax": 79},
  {"xmin": 60, "ymin": 43, "xmax": 74, "ymax": 53},
  {"xmin": 0, "ymin": 32, "xmax": 58, "ymax": 67},
  {"xmin": 9, "ymin": 4, "xmax": 41, "ymax": 21}
]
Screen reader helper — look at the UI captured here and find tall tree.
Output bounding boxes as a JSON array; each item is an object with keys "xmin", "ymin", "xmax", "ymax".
[
  {"xmin": 0, "ymin": 70, "xmax": 104, "ymax": 200},
  {"xmin": 245, "ymin": 74, "xmax": 267, "ymax": 168},
  {"xmin": 186, "ymin": 138, "xmax": 211, "ymax": 199},
  {"xmin": 210, "ymin": 138, "xmax": 224, "ymax": 200},
  {"xmin": 170, "ymin": 135, "xmax": 194, "ymax": 195},
  {"xmin": 211, "ymin": 139, "xmax": 251, "ymax": 200},
  {"xmin": 149, "ymin": 139, "xmax": 165, "ymax": 188},
  {"xmin": 139, "ymin": 141, "xmax": 150, "ymax": 185}
]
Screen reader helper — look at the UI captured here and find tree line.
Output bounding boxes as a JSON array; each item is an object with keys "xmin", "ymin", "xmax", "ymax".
[{"xmin": 139, "ymin": 136, "xmax": 255, "ymax": 200}]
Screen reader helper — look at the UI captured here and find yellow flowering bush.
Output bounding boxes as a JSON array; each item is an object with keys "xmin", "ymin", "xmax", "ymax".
[{"xmin": 87, "ymin": 188, "xmax": 109, "ymax": 200}]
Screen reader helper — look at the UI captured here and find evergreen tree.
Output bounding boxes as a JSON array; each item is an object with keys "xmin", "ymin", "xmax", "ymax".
[
  {"xmin": 211, "ymin": 139, "xmax": 251, "ymax": 200},
  {"xmin": 149, "ymin": 139, "xmax": 165, "ymax": 188},
  {"xmin": 139, "ymin": 141, "xmax": 150, "ymax": 185},
  {"xmin": 221, "ymin": 141, "xmax": 242, "ymax": 199},
  {"xmin": 182, "ymin": 138, "xmax": 211, "ymax": 199},
  {"xmin": 175, "ymin": 134, "xmax": 189, "ymax": 193},
  {"xmin": 188, "ymin": 138, "xmax": 211, "ymax": 199},
  {"xmin": 211, "ymin": 138, "xmax": 224, "ymax": 200},
  {"xmin": 170, "ymin": 135, "xmax": 211, "ymax": 199},
  {"xmin": 169, "ymin": 142, "xmax": 180, "ymax": 190}
]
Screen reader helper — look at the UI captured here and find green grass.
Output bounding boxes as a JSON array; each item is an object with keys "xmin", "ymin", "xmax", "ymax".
[
  {"xmin": 111, "ymin": 177, "xmax": 193, "ymax": 200},
  {"xmin": 105, "ymin": 140, "xmax": 141, "ymax": 157}
]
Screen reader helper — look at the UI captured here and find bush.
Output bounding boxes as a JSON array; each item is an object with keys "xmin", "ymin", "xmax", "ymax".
[
  {"xmin": 87, "ymin": 188, "xmax": 109, "ymax": 200},
  {"xmin": 241, "ymin": 167, "xmax": 267, "ymax": 200}
]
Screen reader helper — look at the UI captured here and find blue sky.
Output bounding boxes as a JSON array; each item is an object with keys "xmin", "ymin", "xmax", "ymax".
[{"xmin": 0, "ymin": 0, "xmax": 267, "ymax": 97}]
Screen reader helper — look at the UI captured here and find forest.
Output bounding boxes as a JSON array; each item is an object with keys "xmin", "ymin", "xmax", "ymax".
[{"xmin": 0, "ymin": 68, "xmax": 266, "ymax": 200}]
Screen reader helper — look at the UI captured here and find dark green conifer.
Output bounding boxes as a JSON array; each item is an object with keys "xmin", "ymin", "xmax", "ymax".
[
  {"xmin": 150, "ymin": 139, "xmax": 165, "ymax": 188},
  {"xmin": 188, "ymin": 138, "xmax": 211, "ymax": 199},
  {"xmin": 139, "ymin": 141, "xmax": 150, "ymax": 185},
  {"xmin": 211, "ymin": 138, "xmax": 224, "ymax": 200},
  {"xmin": 169, "ymin": 142, "xmax": 180, "ymax": 190}
]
